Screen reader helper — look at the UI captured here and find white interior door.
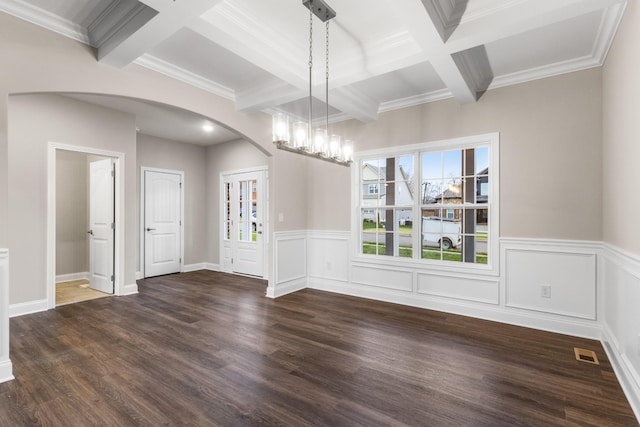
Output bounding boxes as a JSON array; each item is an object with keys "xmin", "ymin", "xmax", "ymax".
[
  {"xmin": 222, "ymin": 170, "xmax": 266, "ymax": 277},
  {"xmin": 89, "ymin": 158, "xmax": 114, "ymax": 294},
  {"xmin": 144, "ymin": 170, "xmax": 182, "ymax": 278}
]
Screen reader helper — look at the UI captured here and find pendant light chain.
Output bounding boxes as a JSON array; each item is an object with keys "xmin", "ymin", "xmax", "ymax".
[
  {"xmin": 325, "ymin": 20, "xmax": 330, "ymax": 133},
  {"xmin": 308, "ymin": 6, "xmax": 314, "ymax": 137}
]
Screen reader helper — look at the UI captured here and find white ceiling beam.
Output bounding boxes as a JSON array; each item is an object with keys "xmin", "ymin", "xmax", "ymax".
[
  {"xmin": 98, "ymin": 0, "xmax": 222, "ymax": 68},
  {"xmin": 388, "ymin": 0, "xmax": 477, "ymax": 103},
  {"xmin": 446, "ymin": 0, "xmax": 627, "ymax": 54}
]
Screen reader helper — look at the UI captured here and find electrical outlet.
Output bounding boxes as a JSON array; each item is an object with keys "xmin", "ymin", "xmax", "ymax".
[{"xmin": 540, "ymin": 284, "xmax": 551, "ymax": 298}]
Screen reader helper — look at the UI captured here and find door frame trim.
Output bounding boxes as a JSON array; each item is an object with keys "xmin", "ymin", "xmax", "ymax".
[
  {"xmin": 140, "ymin": 167, "xmax": 185, "ymax": 278},
  {"xmin": 219, "ymin": 166, "xmax": 269, "ymax": 278},
  {"xmin": 46, "ymin": 142, "xmax": 125, "ymax": 309}
]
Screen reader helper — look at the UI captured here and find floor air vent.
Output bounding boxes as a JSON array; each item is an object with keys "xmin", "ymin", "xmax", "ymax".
[{"xmin": 574, "ymin": 348, "xmax": 599, "ymax": 365}]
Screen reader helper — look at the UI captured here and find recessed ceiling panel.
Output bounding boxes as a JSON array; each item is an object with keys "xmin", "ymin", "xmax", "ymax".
[
  {"xmin": 485, "ymin": 10, "xmax": 602, "ymax": 77},
  {"xmin": 350, "ymin": 62, "xmax": 446, "ymax": 104},
  {"xmin": 148, "ymin": 28, "xmax": 275, "ymax": 93}
]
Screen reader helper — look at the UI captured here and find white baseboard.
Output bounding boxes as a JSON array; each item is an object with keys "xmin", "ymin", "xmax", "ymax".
[
  {"xmin": 266, "ymin": 277, "xmax": 307, "ymax": 299},
  {"xmin": 55, "ymin": 272, "xmax": 90, "ymax": 283},
  {"xmin": 121, "ymin": 283, "xmax": 138, "ymax": 296},
  {"xmin": 0, "ymin": 359, "xmax": 13, "ymax": 383},
  {"xmin": 9, "ymin": 299, "xmax": 48, "ymax": 318},
  {"xmin": 182, "ymin": 263, "xmax": 220, "ymax": 273},
  {"xmin": 602, "ymin": 326, "xmax": 640, "ymax": 421}
]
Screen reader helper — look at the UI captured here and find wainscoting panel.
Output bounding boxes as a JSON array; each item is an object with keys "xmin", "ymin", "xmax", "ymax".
[
  {"xmin": 503, "ymin": 241, "xmax": 597, "ymax": 320},
  {"xmin": 351, "ymin": 262, "xmax": 413, "ymax": 292},
  {"xmin": 307, "ymin": 231, "xmax": 349, "ymax": 282},
  {"xmin": 601, "ymin": 245, "xmax": 640, "ymax": 420},
  {"xmin": 267, "ymin": 232, "xmax": 307, "ymax": 298},
  {"xmin": 0, "ymin": 249, "xmax": 14, "ymax": 383},
  {"xmin": 416, "ymin": 272, "xmax": 499, "ymax": 304}
]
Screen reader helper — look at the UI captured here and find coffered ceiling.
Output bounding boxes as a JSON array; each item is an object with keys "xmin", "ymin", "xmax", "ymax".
[{"xmin": 0, "ymin": 0, "xmax": 627, "ymax": 143}]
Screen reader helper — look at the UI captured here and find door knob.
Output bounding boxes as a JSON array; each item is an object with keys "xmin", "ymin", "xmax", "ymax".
[
  {"xmin": 87, "ymin": 230, "xmax": 93, "ymax": 235},
  {"xmin": 146, "ymin": 227, "xmax": 156, "ymax": 231}
]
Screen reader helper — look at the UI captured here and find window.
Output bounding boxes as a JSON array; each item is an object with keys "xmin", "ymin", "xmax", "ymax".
[{"xmin": 356, "ymin": 134, "xmax": 498, "ymax": 269}]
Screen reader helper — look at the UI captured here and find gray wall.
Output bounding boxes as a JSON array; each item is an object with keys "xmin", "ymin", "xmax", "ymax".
[
  {"xmin": 603, "ymin": 0, "xmax": 640, "ymax": 255},
  {"xmin": 308, "ymin": 68, "xmax": 603, "ymax": 242},
  {"xmin": 136, "ymin": 133, "xmax": 207, "ymax": 267},
  {"xmin": 8, "ymin": 94, "xmax": 137, "ymax": 304},
  {"xmin": 55, "ymin": 150, "xmax": 88, "ymax": 276}
]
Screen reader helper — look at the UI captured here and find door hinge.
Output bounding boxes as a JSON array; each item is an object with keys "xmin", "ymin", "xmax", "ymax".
[
  {"xmin": 231, "ymin": 258, "xmax": 234, "ymax": 264},
  {"xmin": 179, "ymin": 182, "xmax": 182, "ymax": 188},
  {"xmin": 179, "ymin": 258, "xmax": 182, "ymax": 263},
  {"xmin": 111, "ymin": 222, "xmax": 115, "ymax": 230},
  {"xmin": 110, "ymin": 275, "xmax": 115, "ymax": 282},
  {"xmin": 111, "ymin": 169, "xmax": 115, "ymax": 177}
]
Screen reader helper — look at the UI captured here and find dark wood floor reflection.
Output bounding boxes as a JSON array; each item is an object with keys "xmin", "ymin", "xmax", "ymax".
[{"xmin": 0, "ymin": 270, "xmax": 637, "ymax": 426}]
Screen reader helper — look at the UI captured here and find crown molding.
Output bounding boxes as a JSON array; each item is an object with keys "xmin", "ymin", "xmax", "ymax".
[
  {"xmin": 378, "ymin": 89, "xmax": 454, "ymax": 113},
  {"xmin": 0, "ymin": 0, "xmax": 89, "ymax": 45},
  {"xmin": 134, "ymin": 54, "xmax": 236, "ymax": 101},
  {"xmin": 489, "ymin": 55, "xmax": 601, "ymax": 90},
  {"xmin": 592, "ymin": 2, "xmax": 627, "ymax": 65}
]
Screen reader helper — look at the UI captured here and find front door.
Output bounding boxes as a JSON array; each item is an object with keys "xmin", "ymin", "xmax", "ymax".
[
  {"xmin": 89, "ymin": 158, "xmax": 114, "ymax": 293},
  {"xmin": 222, "ymin": 170, "xmax": 266, "ymax": 277},
  {"xmin": 144, "ymin": 170, "xmax": 182, "ymax": 278}
]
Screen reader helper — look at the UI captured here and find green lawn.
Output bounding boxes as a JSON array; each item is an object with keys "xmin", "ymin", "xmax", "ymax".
[
  {"xmin": 362, "ymin": 242, "xmax": 488, "ymax": 264},
  {"xmin": 362, "ymin": 223, "xmax": 413, "ymax": 235}
]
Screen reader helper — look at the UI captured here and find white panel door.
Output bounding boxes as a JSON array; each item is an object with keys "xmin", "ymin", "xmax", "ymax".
[
  {"xmin": 222, "ymin": 170, "xmax": 266, "ymax": 277},
  {"xmin": 89, "ymin": 158, "xmax": 114, "ymax": 294},
  {"xmin": 144, "ymin": 170, "xmax": 182, "ymax": 278}
]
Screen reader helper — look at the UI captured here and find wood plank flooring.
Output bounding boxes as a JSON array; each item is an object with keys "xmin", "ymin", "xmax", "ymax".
[{"xmin": 0, "ymin": 270, "xmax": 637, "ymax": 426}]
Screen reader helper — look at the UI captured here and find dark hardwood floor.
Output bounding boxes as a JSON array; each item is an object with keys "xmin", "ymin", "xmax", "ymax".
[{"xmin": 0, "ymin": 270, "xmax": 636, "ymax": 426}]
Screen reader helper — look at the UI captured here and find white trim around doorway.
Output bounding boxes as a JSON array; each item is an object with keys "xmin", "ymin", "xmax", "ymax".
[
  {"xmin": 46, "ymin": 142, "xmax": 126, "ymax": 309},
  {"xmin": 139, "ymin": 167, "xmax": 185, "ymax": 278}
]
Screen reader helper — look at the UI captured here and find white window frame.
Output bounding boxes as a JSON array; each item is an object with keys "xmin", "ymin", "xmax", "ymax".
[{"xmin": 352, "ymin": 132, "xmax": 500, "ymax": 276}]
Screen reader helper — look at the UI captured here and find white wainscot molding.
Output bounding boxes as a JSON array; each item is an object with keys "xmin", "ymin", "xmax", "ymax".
[
  {"xmin": 267, "ymin": 231, "xmax": 307, "ymax": 298},
  {"xmin": 417, "ymin": 272, "xmax": 499, "ymax": 305},
  {"xmin": 600, "ymin": 244, "xmax": 640, "ymax": 421},
  {"xmin": 502, "ymin": 238, "xmax": 598, "ymax": 320},
  {"xmin": 307, "ymin": 231, "xmax": 350, "ymax": 287},
  {"xmin": 0, "ymin": 249, "xmax": 14, "ymax": 383}
]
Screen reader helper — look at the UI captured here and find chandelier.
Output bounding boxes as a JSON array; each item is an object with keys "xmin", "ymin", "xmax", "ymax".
[{"xmin": 271, "ymin": 0, "xmax": 353, "ymax": 167}]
